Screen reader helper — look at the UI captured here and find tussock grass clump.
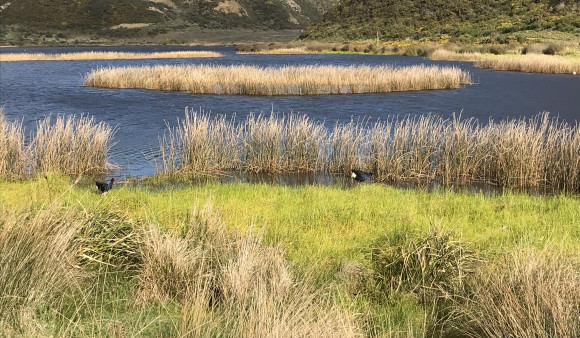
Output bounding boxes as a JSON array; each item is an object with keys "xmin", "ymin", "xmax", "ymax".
[
  {"xmin": 475, "ymin": 54, "xmax": 580, "ymax": 74},
  {"xmin": 454, "ymin": 250, "xmax": 580, "ymax": 337},
  {"xmin": 31, "ymin": 114, "xmax": 114, "ymax": 176},
  {"xmin": 370, "ymin": 228, "xmax": 479, "ymax": 303},
  {"xmin": 84, "ymin": 64, "xmax": 472, "ymax": 95},
  {"xmin": 160, "ymin": 111, "xmax": 580, "ymax": 192},
  {"xmin": 0, "ymin": 108, "xmax": 27, "ymax": 179},
  {"xmin": 136, "ymin": 203, "xmax": 361, "ymax": 337},
  {"xmin": 0, "ymin": 51, "xmax": 223, "ymax": 62},
  {"xmin": 0, "ymin": 203, "xmax": 83, "ymax": 330}
]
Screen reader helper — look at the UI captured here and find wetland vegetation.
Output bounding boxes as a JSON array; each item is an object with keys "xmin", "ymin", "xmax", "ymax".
[
  {"xmin": 1, "ymin": 175, "xmax": 579, "ymax": 337},
  {"xmin": 0, "ymin": 51, "xmax": 223, "ymax": 62},
  {"xmin": 83, "ymin": 64, "xmax": 472, "ymax": 95}
]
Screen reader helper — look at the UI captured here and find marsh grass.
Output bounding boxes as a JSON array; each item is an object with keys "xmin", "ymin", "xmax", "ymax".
[
  {"xmin": 0, "ymin": 51, "xmax": 223, "ymax": 62},
  {"xmin": 84, "ymin": 64, "xmax": 472, "ymax": 95},
  {"xmin": 134, "ymin": 203, "xmax": 361, "ymax": 337},
  {"xmin": 0, "ymin": 203, "xmax": 83, "ymax": 331},
  {"xmin": 428, "ymin": 49, "xmax": 580, "ymax": 74},
  {"xmin": 160, "ymin": 110, "xmax": 580, "ymax": 192},
  {"xmin": 0, "ymin": 108, "xmax": 27, "ymax": 179},
  {"xmin": 452, "ymin": 249, "xmax": 580, "ymax": 337},
  {"xmin": 475, "ymin": 54, "xmax": 580, "ymax": 74}
]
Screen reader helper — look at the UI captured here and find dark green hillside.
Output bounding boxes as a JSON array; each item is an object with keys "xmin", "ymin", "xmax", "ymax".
[
  {"xmin": 0, "ymin": 0, "xmax": 337, "ymax": 44},
  {"xmin": 299, "ymin": 0, "xmax": 580, "ymax": 43},
  {"xmin": 0, "ymin": 0, "xmax": 163, "ymax": 29}
]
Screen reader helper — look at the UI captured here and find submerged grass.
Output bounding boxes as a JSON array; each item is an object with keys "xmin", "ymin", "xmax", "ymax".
[
  {"xmin": 84, "ymin": 64, "xmax": 472, "ymax": 95},
  {"xmin": 0, "ymin": 51, "xmax": 223, "ymax": 62},
  {"xmin": 159, "ymin": 111, "xmax": 580, "ymax": 192}
]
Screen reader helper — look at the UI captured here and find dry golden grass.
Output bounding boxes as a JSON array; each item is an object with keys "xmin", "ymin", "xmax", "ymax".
[
  {"xmin": 475, "ymin": 54, "xmax": 580, "ymax": 74},
  {"xmin": 136, "ymin": 203, "xmax": 361, "ymax": 337},
  {"xmin": 429, "ymin": 49, "xmax": 485, "ymax": 62},
  {"xmin": 237, "ymin": 47, "xmax": 310, "ymax": 55},
  {"xmin": 0, "ymin": 51, "xmax": 223, "ymax": 62},
  {"xmin": 0, "ymin": 112, "xmax": 114, "ymax": 178},
  {"xmin": 84, "ymin": 64, "xmax": 472, "ymax": 95},
  {"xmin": 454, "ymin": 249, "xmax": 580, "ymax": 337},
  {"xmin": 0, "ymin": 108, "xmax": 27, "ymax": 179},
  {"xmin": 159, "ymin": 110, "xmax": 580, "ymax": 192},
  {"xmin": 0, "ymin": 203, "xmax": 83, "ymax": 330},
  {"xmin": 32, "ymin": 115, "xmax": 114, "ymax": 175}
]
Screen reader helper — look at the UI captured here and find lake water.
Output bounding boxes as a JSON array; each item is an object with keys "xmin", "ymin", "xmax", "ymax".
[{"xmin": 1, "ymin": 45, "xmax": 579, "ymax": 178}]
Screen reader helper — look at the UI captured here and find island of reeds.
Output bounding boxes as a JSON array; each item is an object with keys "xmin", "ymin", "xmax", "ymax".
[
  {"xmin": 0, "ymin": 51, "xmax": 223, "ymax": 62},
  {"xmin": 83, "ymin": 64, "xmax": 472, "ymax": 95}
]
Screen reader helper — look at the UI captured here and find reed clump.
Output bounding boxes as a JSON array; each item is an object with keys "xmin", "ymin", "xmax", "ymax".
[
  {"xmin": 135, "ymin": 203, "xmax": 361, "ymax": 337},
  {"xmin": 0, "ymin": 51, "xmax": 223, "ymax": 62},
  {"xmin": 0, "ymin": 203, "xmax": 83, "ymax": 330},
  {"xmin": 0, "ymin": 109, "xmax": 27, "ymax": 179},
  {"xmin": 84, "ymin": 64, "xmax": 472, "ymax": 95},
  {"xmin": 475, "ymin": 54, "xmax": 580, "ymax": 74},
  {"xmin": 0, "ymin": 113, "xmax": 114, "ymax": 178},
  {"xmin": 452, "ymin": 249, "xmax": 580, "ymax": 337},
  {"xmin": 160, "ymin": 110, "xmax": 580, "ymax": 192},
  {"xmin": 31, "ymin": 115, "xmax": 114, "ymax": 176}
]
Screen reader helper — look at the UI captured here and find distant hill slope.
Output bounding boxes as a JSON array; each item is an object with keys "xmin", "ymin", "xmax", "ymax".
[
  {"xmin": 0, "ymin": 0, "xmax": 337, "ymax": 44},
  {"xmin": 299, "ymin": 0, "xmax": 580, "ymax": 43}
]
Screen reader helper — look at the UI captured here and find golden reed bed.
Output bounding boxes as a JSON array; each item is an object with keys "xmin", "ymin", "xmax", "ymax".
[
  {"xmin": 0, "ymin": 51, "xmax": 223, "ymax": 62},
  {"xmin": 84, "ymin": 64, "xmax": 472, "ymax": 95},
  {"xmin": 430, "ymin": 50, "xmax": 579, "ymax": 74}
]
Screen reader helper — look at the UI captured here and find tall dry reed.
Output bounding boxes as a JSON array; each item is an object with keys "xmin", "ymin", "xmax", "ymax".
[
  {"xmin": 136, "ymin": 203, "xmax": 361, "ymax": 337},
  {"xmin": 0, "ymin": 113, "xmax": 114, "ymax": 178},
  {"xmin": 84, "ymin": 64, "xmax": 472, "ymax": 95},
  {"xmin": 0, "ymin": 108, "xmax": 27, "ymax": 179},
  {"xmin": 0, "ymin": 203, "xmax": 83, "ymax": 331},
  {"xmin": 159, "ymin": 110, "xmax": 580, "ymax": 192},
  {"xmin": 453, "ymin": 249, "xmax": 580, "ymax": 337},
  {"xmin": 31, "ymin": 114, "xmax": 114, "ymax": 175},
  {"xmin": 0, "ymin": 51, "xmax": 223, "ymax": 62},
  {"xmin": 475, "ymin": 54, "xmax": 579, "ymax": 74}
]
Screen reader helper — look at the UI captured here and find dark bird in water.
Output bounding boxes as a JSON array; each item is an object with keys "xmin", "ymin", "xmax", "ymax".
[
  {"xmin": 96, "ymin": 177, "xmax": 116, "ymax": 195},
  {"xmin": 351, "ymin": 169, "xmax": 372, "ymax": 186}
]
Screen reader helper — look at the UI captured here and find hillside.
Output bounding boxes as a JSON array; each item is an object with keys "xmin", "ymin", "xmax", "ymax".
[
  {"xmin": 0, "ymin": 0, "xmax": 337, "ymax": 45},
  {"xmin": 299, "ymin": 0, "xmax": 580, "ymax": 43}
]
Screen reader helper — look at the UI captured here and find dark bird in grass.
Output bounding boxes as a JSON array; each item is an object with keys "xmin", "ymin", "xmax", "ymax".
[
  {"xmin": 96, "ymin": 177, "xmax": 116, "ymax": 195},
  {"xmin": 351, "ymin": 169, "xmax": 372, "ymax": 186}
]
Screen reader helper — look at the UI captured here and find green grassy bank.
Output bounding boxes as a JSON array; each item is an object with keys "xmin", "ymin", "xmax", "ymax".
[{"xmin": 1, "ymin": 176, "xmax": 579, "ymax": 336}]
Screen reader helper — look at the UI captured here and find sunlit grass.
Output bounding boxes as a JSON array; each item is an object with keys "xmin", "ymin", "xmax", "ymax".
[
  {"xmin": 429, "ymin": 49, "xmax": 580, "ymax": 74},
  {"xmin": 1, "ymin": 176, "xmax": 579, "ymax": 336},
  {"xmin": 158, "ymin": 111, "xmax": 580, "ymax": 193},
  {"xmin": 0, "ymin": 51, "xmax": 223, "ymax": 62},
  {"xmin": 84, "ymin": 64, "xmax": 472, "ymax": 95}
]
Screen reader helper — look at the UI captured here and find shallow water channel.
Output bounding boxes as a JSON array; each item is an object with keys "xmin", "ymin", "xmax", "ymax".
[{"xmin": 1, "ymin": 45, "xmax": 579, "ymax": 181}]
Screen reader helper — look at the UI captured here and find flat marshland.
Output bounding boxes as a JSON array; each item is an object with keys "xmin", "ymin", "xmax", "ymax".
[
  {"xmin": 0, "ymin": 50, "xmax": 223, "ymax": 62},
  {"xmin": 1, "ymin": 176, "xmax": 579, "ymax": 336},
  {"xmin": 84, "ymin": 64, "xmax": 472, "ymax": 95}
]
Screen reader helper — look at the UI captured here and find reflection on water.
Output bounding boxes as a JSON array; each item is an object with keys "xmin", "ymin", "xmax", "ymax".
[{"xmin": 2, "ymin": 45, "xmax": 579, "ymax": 178}]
